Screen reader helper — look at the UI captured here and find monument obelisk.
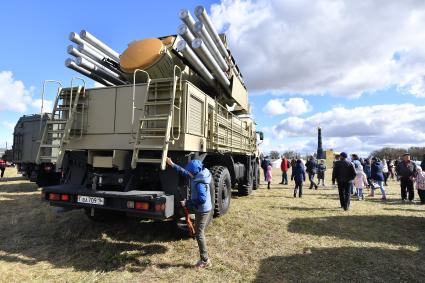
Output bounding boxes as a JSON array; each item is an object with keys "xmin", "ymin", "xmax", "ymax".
[{"xmin": 317, "ymin": 126, "xmax": 324, "ymax": 159}]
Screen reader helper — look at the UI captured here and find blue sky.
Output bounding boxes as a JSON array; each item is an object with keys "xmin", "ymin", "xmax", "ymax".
[{"xmin": 1, "ymin": 0, "xmax": 425, "ymax": 156}]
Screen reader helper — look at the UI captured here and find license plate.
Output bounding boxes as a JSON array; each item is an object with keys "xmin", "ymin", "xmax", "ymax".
[{"xmin": 77, "ymin": 195, "xmax": 104, "ymax": 205}]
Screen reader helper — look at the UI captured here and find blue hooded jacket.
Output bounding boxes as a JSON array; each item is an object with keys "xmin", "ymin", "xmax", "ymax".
[
  {"xmin": 172, "ymin": 160, "xmax": 212, "ymax": 213},
  {"xmin": 371, "ymin": 161, "xmax": 384, "ymax": 181}
]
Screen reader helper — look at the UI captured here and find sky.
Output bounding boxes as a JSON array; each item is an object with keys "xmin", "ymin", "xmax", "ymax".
[{"xmin": 1, "ymin": 0, "xmax": 425, "ymax": 156}]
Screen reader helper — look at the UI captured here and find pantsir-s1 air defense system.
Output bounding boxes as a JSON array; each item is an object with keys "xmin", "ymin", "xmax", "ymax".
[{"xmin": 40, "ymin": 6, "xmax": 263, "ymax": 224}]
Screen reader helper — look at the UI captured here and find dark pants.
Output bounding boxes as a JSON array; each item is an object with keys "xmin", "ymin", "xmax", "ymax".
[
  {"xmin": 400, "ymin": 177, "xmax": 414, "ymax": 201},
  {"xmin": 383, "ymin": 172, "xmax": 389, "ymax": 185},
  {"xmin": 338, "ymin": 182, "xmax": 351, "ymax": 210},
  {"xmin": 263, "ymin": 169, "xmax": 267, "ymax": 181},
  {"xmin": 367, "ymin": 177, "xmax": 374, "ymax": 189},
  {"xmin": 418, "ymin": 190, "xmax": 425, "ymax": 204},
  {"xmin": 308, "ymin": 173, "xmax": 318, "ymax": 189},
  {"xmin": 0, "ymin": 167, "xmax": 4, "ymax": 178},
  {"xmin": 281, "ymin": 171, "xmax": 288, "ymax": 184},
  {"xmin": 195, "ymin": 211, "xmax": 210, "ymax": 262},
  {"xmin": 294, "ymin": 180, "xmax": 303, "ymax": 197}
]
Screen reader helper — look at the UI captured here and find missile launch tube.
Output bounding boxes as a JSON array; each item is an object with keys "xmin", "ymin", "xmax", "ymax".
[
  {"xmin": 76, "ymin": 57, "xmax": 126, "ymax": 85},
  {"xmin": 65, "ymin": 59, "xmax": 113, "ymax": 86},
  {"xmin": 192, "ymin": 38, "xmax": 230, "ymax": 88},
  {"xmin": 68, "ymin": 46, "xmax": 123, "ymax": 80},
  {"xmin": 177, "ymin": 24, "xmax": 196, "ymax": 45},
  {"xmin": 70, "ymin": 32, "xmax": 118, "ymax": 64},
  {"xmin": 195, "ymin": 5, "xmax": 229, "ymax": 58},
  {"xmin": 176, "ymin": 40, "xmax": 215, "ymax": 85},
  {"xmin": 78, "ymin": 42, "xmax": 116, "ymax": 64},
  {"xmin": 194, "ymin": 21, "xmax": 228, "ymax": 71},
  {"xmin": 80, "ymin": 30, "xmax": 120, "ymax": 62},
  {"xmin": 179, "ymin": 9, "xmax": 197, "ymax": 35}
]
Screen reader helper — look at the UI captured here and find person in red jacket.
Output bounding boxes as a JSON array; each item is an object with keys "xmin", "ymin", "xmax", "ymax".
[
  {"xmin": 0, "ymin": 159, "xmax": 6, "ymax": 178},
  {"xmin": 279, "ymin": 155, "xmax": 291, "ymax": 185}
]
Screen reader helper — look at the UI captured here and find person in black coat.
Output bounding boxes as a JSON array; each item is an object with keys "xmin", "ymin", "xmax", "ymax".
[
  {"xmin": 421, "ymin": 154, "xmax": 425, "ymax": 171},
  {"xmin": 261, "ymin": 157, "xmax": 271, "ymax": 182},
  {"xmin": 332, "ymin": 152, "xmax": 356, "ymax": 211},
  {"xmin": 305, "ymin": 156, "xmax": 318, "ymax": 190},
  {"xmin": 291, "ymin": 159, "xmax": 306, "ymax": 197},
  {"xmin": 396, "ymin": 153, "xmax": 417, "ymax": 202}
]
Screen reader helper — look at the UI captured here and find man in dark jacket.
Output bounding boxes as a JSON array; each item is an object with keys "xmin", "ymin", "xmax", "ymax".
[
  {"xmin": 279, "ymin": 156, "xmax": 291, "ymax": 185},
  {"xmin": 305, "ymin": 156, "xmax": 318, "ymax": 190},
  {"xmin": 332, "ymin": 152, "xmax": 356, "ymax": 211},
  {"xmin": 261, "ymin": 157, "xmax": 271, "ymax": 182},
  {"xmin": 396, "ymin": 153, "xmax": 417, "ymax": 202}
]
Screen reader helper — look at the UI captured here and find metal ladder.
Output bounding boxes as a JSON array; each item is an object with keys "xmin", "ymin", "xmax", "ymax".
[
  {"xmin": 131, "ymin": 66, "xmax": 182, "ymax": 170},
  {"xmin": 36, "ymin": 78, "xmax": 86, "ymax": 168}
]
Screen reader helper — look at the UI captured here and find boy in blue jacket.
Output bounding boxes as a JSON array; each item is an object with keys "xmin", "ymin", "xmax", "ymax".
[{"xmin": 166, "ymin": 157, "xmax": 212, "ymax": 268}]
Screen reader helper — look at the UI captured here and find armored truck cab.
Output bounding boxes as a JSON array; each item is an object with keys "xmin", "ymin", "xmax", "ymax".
[{"xmin": 12, "ymin": 114, "xmax": 60, "ymax": 185}]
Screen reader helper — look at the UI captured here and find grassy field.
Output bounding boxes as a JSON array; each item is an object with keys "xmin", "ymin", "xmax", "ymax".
[{"xmin": 0, "ymin": 166, "xmax": 424, "ymax": 282}]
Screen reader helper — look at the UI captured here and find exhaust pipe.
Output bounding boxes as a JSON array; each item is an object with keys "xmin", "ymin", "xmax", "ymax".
[
  {"xmin": 195, "ymin": 5, "xmax": 229, "ymax": 59},
  {"xmin": 192, "ymin": 38, "xmax": 230, "ymax": 89},
  {"xmin": 79, "ymin": 30, "xmax": 120, "ymax": 62},
  {"xmin": 176, "ymin": 40, "xmax": 215, "ymax": 86},
  {"xmin": 194, "ymin": 21, "xmax": 228, "ymax": 72}
]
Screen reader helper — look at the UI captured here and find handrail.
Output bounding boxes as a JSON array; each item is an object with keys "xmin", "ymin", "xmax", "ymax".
[
  {"xmin": 170, "ymin": 65, "xmax": 182, "ymax": 141},
  {"xmin": 131, "ymin": 69, "xmax": 151, "ymax": 138},
  {"xmin": 40, "ymin": 80, "xmax": 62, "ymax": 133},
  {"xmin": 69, "ymin": 77, "xmax": 86, "ymax": 139}
]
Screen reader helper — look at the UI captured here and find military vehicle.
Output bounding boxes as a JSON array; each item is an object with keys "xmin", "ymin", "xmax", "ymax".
[
  {"xmin": 12, "ymin": 114, "xmax": 61, "ymax": 185},
  {"xmin": 40, "ymin": 6, "xmax": 263, "ymax": 224}
]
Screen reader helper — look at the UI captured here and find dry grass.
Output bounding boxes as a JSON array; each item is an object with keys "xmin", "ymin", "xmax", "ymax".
[{"xmin": 0, "ymin": 167, "xmax": 424, "ymax": 282}]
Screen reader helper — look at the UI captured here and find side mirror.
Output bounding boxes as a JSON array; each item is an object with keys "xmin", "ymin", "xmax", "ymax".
[{"xmin": 256, "ymin": 131, "xmax": 264, "ymax": 141}]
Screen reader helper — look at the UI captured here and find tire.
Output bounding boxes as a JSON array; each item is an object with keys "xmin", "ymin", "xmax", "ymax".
[
  {"xmin": 253, "ymin": 164, "xmax": 260, "ymax": 190},
  {"xmin": 210, "ymin": 166, "xmax": 231, "ymax": 217},
  {"xmin": 238, "ymin": 165, "xmax": 253, "ymax": 196}
]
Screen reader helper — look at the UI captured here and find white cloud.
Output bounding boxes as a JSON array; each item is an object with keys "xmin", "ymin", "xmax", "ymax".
[
  {"xmin": 263, "ymin": 97, "xmax": 312, "ymax": 116},
  {"xmin": 269, "ymin": 104, "xmax": 425, "ymax": 155},
  {"xmin": 211, "ymin": 0, "xmax": 425, "ymax": 97},
  {"xmin": 0, "ymin": 71, "xmax": 52, "ymax": 113}
]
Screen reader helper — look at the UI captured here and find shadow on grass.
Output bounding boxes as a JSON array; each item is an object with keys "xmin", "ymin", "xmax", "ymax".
[
  {"xmin": 269, "ymin": 205, "xmax": 340, "ymax": 212},
  {"xmin": 0, "ymin": 182, "xmax": 38, "ymax": 193},
  {"xmin": 254, "ymin": 247, "xmax": 424, "ymax": 283},
  {"xmin": 0, "ymin": 193, "xmax": 185, "ymax": 272},
  {"xmin": 384, "ymin": 207, "xmax": 425, "ymax": 213},
  {"xmin": 287, "ymin": 215, "xmax": 425, "ymax": 248},
  {"xmin": 0, "ymin": 176, "xmax": 26, "ymax": 182}
]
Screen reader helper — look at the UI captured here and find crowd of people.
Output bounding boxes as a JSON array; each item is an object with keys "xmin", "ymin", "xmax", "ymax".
[{"xmin": 260, "ymin": 152, "xmax": 425, "ymax": 210}]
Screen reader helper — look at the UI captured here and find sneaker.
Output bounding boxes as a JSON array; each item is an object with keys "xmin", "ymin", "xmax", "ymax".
[
  {"xmin": 293, "ymin": 191, "xmax": 296, "ymax": 198},
  {"xmin": 195, "ymin": 259, "xmax": 212, "ymax": 269},
  {"xmin": 381, "ymin": 197, "xmax": 387, "ymax": 201}
]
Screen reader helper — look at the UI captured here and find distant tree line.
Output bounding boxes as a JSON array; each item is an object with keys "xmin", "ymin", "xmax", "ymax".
[{"xmin": 370, "ymin": 147, "xmax": 425, "ymax": 160}]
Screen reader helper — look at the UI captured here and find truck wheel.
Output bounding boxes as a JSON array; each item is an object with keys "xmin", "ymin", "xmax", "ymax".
[
  {"xmin": 238, "ymin": 166, "xmax": 253, "ymax": 196},
  {"xmin": 210, "ymin": 166, "xmax": 231, "ymax": 217}
]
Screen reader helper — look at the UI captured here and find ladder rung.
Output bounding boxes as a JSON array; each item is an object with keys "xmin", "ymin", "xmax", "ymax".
[
  {"xmin": 137, "ymin": 158, "xmax": 162, "ymax": 163},
  {"xmin": 47, "ymin": 120, "xmax": 67, "ymax": 124},
  {"xmin": 48, "ymin": 130, "xmax": 64, "ymax": 134},
  {"xmin": 145, "ymin": 101, "xmax": 172, "ymax": 106},
  {"xmin": 140, "ymin": 135, "xmax": 166, "ymax": 139},
  {"xmin": 135, "ymin": 144, "xmax": 164, "ymax": 150},
  {"xmin": 40, "ymin": 144, "xmax": 61, "ymax": 148},
  {"xmin": 140, "ymin": 116, "xmax": 169, "ymax": 121},
  {"xmin": 140, "ymin": 128, "xmax": 167, "ymax": 132},
  {"xmin": 39, "ymin": 156, "xmax": 58, "ymax": 160}
]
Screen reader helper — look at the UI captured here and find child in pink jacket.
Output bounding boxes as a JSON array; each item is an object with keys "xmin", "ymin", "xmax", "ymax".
[
  {"xmin": 266, "ymin": 165, "xmax": 272, "ymax": 189},
  {"xmin": 354, "ymin": 165, "xmax": 368, "ymax": 200},
  {"xmin": 415, "ymin": 167, "xmax": 425, "ymax": 204}
]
